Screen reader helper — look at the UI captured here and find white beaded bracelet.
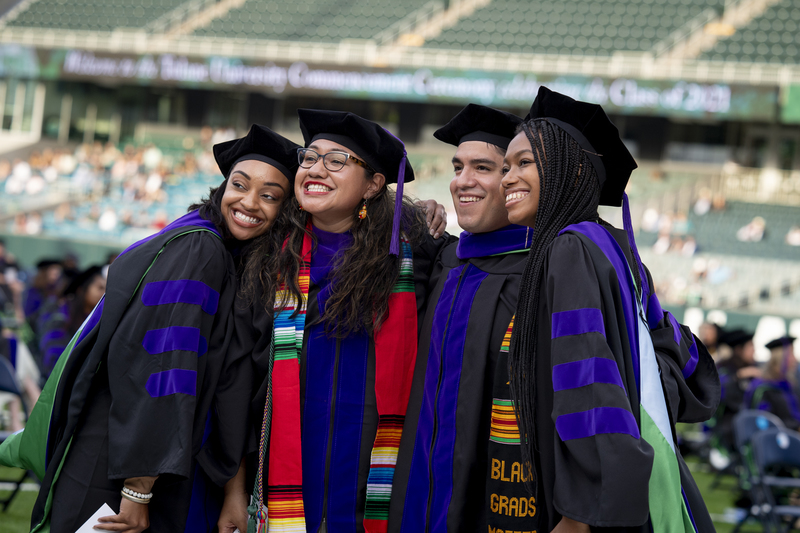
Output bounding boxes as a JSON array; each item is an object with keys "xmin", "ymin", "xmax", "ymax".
[{"xmin": 122, "ymin": 486, "xmax": 153, "ymax": 500}]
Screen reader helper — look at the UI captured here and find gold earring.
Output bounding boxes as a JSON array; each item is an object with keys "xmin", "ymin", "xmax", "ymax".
[{"xmin": 358, "ymin": 199, "xmax": 367, "ymax": 220}]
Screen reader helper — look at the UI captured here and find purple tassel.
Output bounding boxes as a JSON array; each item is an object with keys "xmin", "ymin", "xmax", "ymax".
[
  {"xmin": 622, "ymin": 192, "xmax": 648, "ymax": 301},
  {"xmin": 384, "ymin": 128, "xmax": 407, "ymax": 256}
]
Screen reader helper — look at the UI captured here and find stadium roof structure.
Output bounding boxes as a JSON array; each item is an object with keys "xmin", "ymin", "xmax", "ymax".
[{"xmin": 2, "ymin": 0, "xmax": 800, "ymax": 123}]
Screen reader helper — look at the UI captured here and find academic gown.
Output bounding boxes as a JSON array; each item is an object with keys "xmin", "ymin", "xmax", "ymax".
[
  {"xmin": 0, "ymin": 211, "xmax": 252, "ymax": 533},
  {"xmin": 744, "ymin": 378, "xmax": 800, "ymax": 430},
  {"xmin": 389, "ymin": 225, "xmax": 531, "ymax": 533},
  {"xmin": 486, "ymin": 222, "xmax": 719, "ymax": 533},
  {"xmin": 247, "ymin": 226, "xmax": 441, "ymax": 533}
]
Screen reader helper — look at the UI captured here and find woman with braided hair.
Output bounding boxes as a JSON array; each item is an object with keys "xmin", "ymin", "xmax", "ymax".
[{"xmin": 488, "ymin": 87, "xmax": 719, "ymax": 533}]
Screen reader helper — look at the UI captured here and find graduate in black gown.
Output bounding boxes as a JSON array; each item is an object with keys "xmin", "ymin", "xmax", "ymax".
[
  {"xmin": 240, "ymin": 110, "xmax": 447, "ymax": 533},
  {"xmin": 0, "ymin": 125, "xmax": 301, "ymax": 533},
  {"xmin": 389, "ymin": 104, "xmax": 530, "ymax": 533},
  {"xmin": 496, "ymin": 87, "xmax": 719, "ymax": 533},
  {"xmin": 710, "ymin": 328, "xmax": 759, "ymax": 455},
  {"xmin": 744, "ymin": 336, "xmax": 800, "ymax": 430}
]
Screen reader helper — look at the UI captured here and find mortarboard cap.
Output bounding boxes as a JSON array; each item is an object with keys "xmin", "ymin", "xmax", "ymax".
[
  {"xmin": 434, "ymin": 104, "xmax": 522, "ymax": 150},
  {"xmin": 63, "ymin": 265, "xmax": 103, "ymax": 297},
  {"xmin": 526, "ymin": 86, "xmax": 637, "ymax": 207},
  {"xmin": 721, "ymin": 328, "xmax": 755, "ymax": 348},
  {"xmin": 213, "ymin": 124, "xmax": 301, "ymax": 184},
  {"xmin": 297, "ymin": 109, "xmax": 414, "ymax": 185},
  {"xmin": 36, "ymin": 259, "xmax": 61, "ymax": 269},
  {"xmin": 766, "ymin": 335, "xmax": 797, "ymax": 350},
  {"xmin": 297, "ymin": 109, "xmax": 414, "ymax": 255}
]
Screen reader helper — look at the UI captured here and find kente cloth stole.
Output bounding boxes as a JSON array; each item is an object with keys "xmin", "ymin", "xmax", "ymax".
[{"xmin": 268, "ymin": 227, "xmax": 418, "ymax": 533}]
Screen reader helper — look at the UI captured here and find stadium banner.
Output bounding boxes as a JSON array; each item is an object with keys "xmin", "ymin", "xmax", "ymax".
[{"xmin": 0, "ymin": 45, "xmax": 779, "ymax": 121}]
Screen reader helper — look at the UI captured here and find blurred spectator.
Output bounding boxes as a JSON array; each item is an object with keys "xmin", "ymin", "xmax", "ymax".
[
  {"xmin": 743, "ymin": 336, "xmax": 799, "ymax": 430},
  {"xmin": 786, "ymin": 225, "xmax": 800, "ymax": 246},
  {"xmin": 37, "ymin": 266, "xmax": 105, "ymax": 377},
  {"xmin": 98, "ymin": 207, "xmax": 119, "ymax": 232},
  {"xmin": 23, "ymin": 259, "xmax": 63, "ymax": 328},
  {"xmin": 736, "ymin": 216, "xmax": 766, "ymax": 242},
  {"xmin": 693, "ymin": 187, "xmax": 713, "ymax": 216},
  {"xmin": 641, "ymin": 207, "xmax": 660, "ymax": 233}
]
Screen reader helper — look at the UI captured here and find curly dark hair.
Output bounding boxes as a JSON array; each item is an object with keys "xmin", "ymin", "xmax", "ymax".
[
  {"xmin": 188, "ymin": 179, "xmax": 294, "ymax": 311},
  {"xmin": 268, "ymin": 171, "xmax": 427, "ymax": 338}
]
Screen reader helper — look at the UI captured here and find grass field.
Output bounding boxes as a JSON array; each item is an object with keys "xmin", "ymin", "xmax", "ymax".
[{"xmin": 0, "ymin": 463, "xmax": 772, "ymax": 533}]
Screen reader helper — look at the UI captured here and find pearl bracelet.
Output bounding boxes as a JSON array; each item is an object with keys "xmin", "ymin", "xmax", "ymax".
[{"xmin": 121, "ymin": 486, "xmax": 153, "ymax": 504}]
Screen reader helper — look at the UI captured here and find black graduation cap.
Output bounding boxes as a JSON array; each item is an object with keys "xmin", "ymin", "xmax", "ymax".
[
  {"xmin": 526, "ymin": 86, "xmax": 637, "ymax": 207},
  {"xmin": 721, "ymin": 328, "xmax": 755, "ymax": 348},
  {"xmin": 213, "ymin": 124, "xmax": 301, "ymax": 184},
  {"xmin": 297, "ymin": 108, "xmax": 414, "ymax": 255},
  {"xmin": 434, "ymin": 104, "xmax": 522, "ymax": 150},
  {"xmin": 297, "ymin": 109, "xmax": 414, "ymax": 185},
  {"xmin": 63, "ymin": 265, "xmax": 103, "ymax": 297},
  {"xmin": 36, "ymin": 259, "xmax": 61, "ymax": 269},
  {"xmin": 765, "ymin": 335, "xmax": 797, "ymax": 350}
]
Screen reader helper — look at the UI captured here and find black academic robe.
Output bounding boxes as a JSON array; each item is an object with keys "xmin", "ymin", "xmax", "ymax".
[
  {"xmin": 33, "ymin": 211, "xmax": 251, "ymax": 533},
  {"xmin": 486, "ymin": 222, "xmax": 719, "ymax": 533},
  {"xmin": 389, "ymin": 225, "xmax": 531, "ymax": 533},
  {"xmin": 247, "ymin": 227, "xmax": 441, "ymax": 533}
]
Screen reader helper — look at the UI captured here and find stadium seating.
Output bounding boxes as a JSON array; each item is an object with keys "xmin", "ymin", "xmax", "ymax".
[
  {"xmin": 423, "ymin": 0, "xmax": 725, "ymax": 55},
  {"xmin": 192, "ymin": 0, "xmax": 429, "ymax": 41},
  {"xmin": 6, "ymin": 0, "xmax": 188, "ymax": 31},
  {"xmin": 700, "ymin": 0, "xmax": 800, "ymax": 64}
]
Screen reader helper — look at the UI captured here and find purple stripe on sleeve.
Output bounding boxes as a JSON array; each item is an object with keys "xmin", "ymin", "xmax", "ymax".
[
  {"xmin": 76, "ymin": 297, "xmax": 104, "ymax": 346},
  {"xmin": 560, "ymin": 222, "xmax": 641, "ymax": 396},
  {"xmin": 141, "ymin": 279, "xmax": 219, "ymax": 314},
  {"xmin": 552, "ymin": 357, "xmax": 625, "ymax": 392},
  {"xmin": 556, "ymin": 407, "xmax": 640, "ymax": 441},
  {"xmin": 646, "ymin": 292, "xmax": 663, "ymax": 330},
  {"xmin": 142, "ymin": 326, "xmax": 208, "ymax": 356},
  {"xmin": 551, "ymin": 308, "xmax": 605, "ymax": 339},
  {"xmin": 666, "ymin": 312, "xmax": 699, "ymax": 379},
  {"xmin": 145, "ymin": 369, "xmax": 197, "ymax": 397}
]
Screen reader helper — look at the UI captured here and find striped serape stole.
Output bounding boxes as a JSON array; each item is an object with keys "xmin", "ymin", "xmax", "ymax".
[
  {"xmin": 363, "ymin": 236, "xmax": 418, "ymax": 533},
  {"xmin": 267, "ymin": 230, "xmax": 311, "ymax": 533}
]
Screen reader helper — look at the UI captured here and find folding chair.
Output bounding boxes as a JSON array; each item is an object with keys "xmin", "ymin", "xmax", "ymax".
[
  {"xmin": 0, "ymin": 355, "xmax": 34, "ymax": 512},
  {"xmin": 751, "ymin": 428, "xmax": 800, "ymax": 533},
  {"xmin": 731, "ymin": 410, "xmax": 785, "ymax": 532}
]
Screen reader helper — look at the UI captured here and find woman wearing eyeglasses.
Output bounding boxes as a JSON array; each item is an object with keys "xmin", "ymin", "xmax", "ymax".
[{"xmin": 233, "ymin": 109, "xmax": 447, "ymax": 533}]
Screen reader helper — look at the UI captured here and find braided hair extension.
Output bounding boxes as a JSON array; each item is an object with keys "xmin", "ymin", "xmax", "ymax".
[{"xmin": 507, "ymin": 118, "xmax": 602, "ymax": 493}]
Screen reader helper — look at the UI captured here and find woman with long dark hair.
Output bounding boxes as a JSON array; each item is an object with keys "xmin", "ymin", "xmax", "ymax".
[
  {"xmin": 241, "ymin": 109, "xmax": 446, "ymax": 533},
  {"xmin": 491, "ymin": 87, "xmax": 719, "ymax": 533},
  {"xmin": 0, "ymin": 125, "xmax": 300, "ymax": 533}
]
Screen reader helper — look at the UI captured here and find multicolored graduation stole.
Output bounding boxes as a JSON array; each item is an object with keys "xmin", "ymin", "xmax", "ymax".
[
  {"xmin": 267, "ymin": 226, "xmax": 417, "ymax": 533},
  {"xmin": 266, "ymin": 229, "xmax": 311, "ymax": 533}
]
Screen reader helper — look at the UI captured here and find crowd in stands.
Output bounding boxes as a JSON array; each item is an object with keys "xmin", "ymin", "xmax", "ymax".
[
  {"xmin": 0, "ymin": 127, "xmax": 234, "ymax": 240},
  {"xmin": 0, "ymin": 241, "xmax": 112, "ymax": 432}
]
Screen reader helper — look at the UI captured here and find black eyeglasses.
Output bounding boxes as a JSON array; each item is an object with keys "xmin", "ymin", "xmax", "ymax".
[{"xmin": 297, "ymin": 148, "xmax": 374, "ymax": 173}]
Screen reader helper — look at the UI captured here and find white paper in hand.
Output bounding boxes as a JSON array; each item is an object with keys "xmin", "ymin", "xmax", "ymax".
[{"xmin": 74, "ymin": 503, "xmax": 116, "ymax": 533}]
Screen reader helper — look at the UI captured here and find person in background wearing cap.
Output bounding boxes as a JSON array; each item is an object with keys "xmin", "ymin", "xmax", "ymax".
[
  {"xmin": 706, "ymin": 328, "xmax": 759, "ymax": 464},
  {"xmin": 23, "ymin": 258, "xmax": 63, "ymax": 342},
  {"xmin": 36, "ymin": 265, "xmax": 106, "ymax": 378},
  {"xmin": 497, "ymin": 87, "xmax": 719, "ymax": 533},
  {"xmin": 743, "ymin": 336, "xmax": 799, "ymax": 430},
  {"xmin": 388, "ymin": 104, "xmax": 529, "ymax": 533},
  {"xmin": 0, "ymin": 125, "xmax": 301, "ymax": 533},
  {"xmin": 244, "ymin": 109, "xmax": 446, "ymax": 533}
]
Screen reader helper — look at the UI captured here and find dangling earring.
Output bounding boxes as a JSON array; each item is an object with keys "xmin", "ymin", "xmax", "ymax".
[
  {"xmin": 358, "ymin": 199, "xmax": 368, "ymax": 220},
  {"xmin": 298, "ymin": 203, "xmax": 303, "ymax": 211}
]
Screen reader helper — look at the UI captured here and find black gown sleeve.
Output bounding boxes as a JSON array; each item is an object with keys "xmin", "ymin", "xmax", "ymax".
[
  {"xmin": 761, "ymin": 388, "xmax": 800, "ymax": 430},
  {"xmin": 412, "ymin": 232, "xmax": 456, "ymax": 318},
  {"xmin": 106, "ymin": 231, "xmax": 234, "ymax": 481},
  {"xmin": 544, "ymin": 234, "xmax": 653, "ymax": 527},
  {"xmin": 195, "ymin": 292, "xmax": 255, "ymax": 487}
]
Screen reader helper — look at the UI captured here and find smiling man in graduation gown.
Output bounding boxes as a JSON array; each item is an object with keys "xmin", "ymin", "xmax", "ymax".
[{"xmin": 389, "ymin": 104, "xmax": 528, "ymax": 533}]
